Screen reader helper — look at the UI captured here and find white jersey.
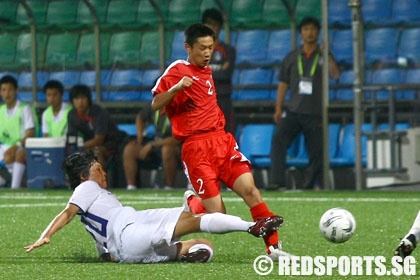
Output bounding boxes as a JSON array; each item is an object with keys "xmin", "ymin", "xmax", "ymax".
[{"xmin": 68, "ymin": 180, "xmax": 183, "ymax": 263}]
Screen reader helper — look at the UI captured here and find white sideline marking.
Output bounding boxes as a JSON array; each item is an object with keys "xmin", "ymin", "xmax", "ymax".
[{"xmin": 1, "ymin": 194, "xmax": 420, "ymax": 208}]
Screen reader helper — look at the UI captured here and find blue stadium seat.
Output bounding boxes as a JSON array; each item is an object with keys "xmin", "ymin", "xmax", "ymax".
[
  {"xmin": 286, "ymin": 133, "xmax": 308, "ymax": 167},
  {"xmin": 365, "ymin": 28, "xmax": 399, "ymax": 66},
  {"xmin": 328, "ymin": 123, "xmax": 341, "ymax": 160},
  {"xmin": 117, "ymin": 123, "xmax": 137, "ymax": 136},
  {"xmin": 336, "ymin": 70, "xmax": 354, "ymax": 101},
  {"xmin": 328, "ymin": 0, "xmax": 351, "ymax": 27},
  {"xmin": 264, "ymin": 30, "xmax": 292, "ymax": 66},
  {"xmin": 404, "ymin": 68, "xmax": 420, "ymax": 99},
  {"xmin": 17, "ymin": 71, "xmax": 48, "ymax": 102},
  {"xmin": 239, "ymin": 124, "xmax": 274, "ymax": 168},
  {"xmin": 361, "ymin": 0, "xmax": 393, "ymax": 26},
  {"xmin": 391, "ymin": 0, "xmax": 420, "ymax": 26},
  {"xmin": 107, "ymin": 69, "xmax": 142, "ymax": 101},
  {"xmin": 331, "ymin": 29, "xmax": 353, "ymax": 66},
  {"xmin": 141, "ymin": 69, "xmax": 161, "ymax": 101},
  {"xmin": 398, "ymin": 28, "xmax": 420, "ymax": 66},
  {"xmin": 330, "ymin": 123, "xmax": 372, "ymax": 167},
  {"xmin": 234, "ymin": 30, "xmax": 270, "ymax": 67},
  {"xmin": 169, "ymin": 30, "xmax": 187, "ymax": 62},
  {"xmin": 79, "ymin": 70, "xmax": 112, "ymax": 101},
  {"xmin": 368, "ymin": 68, "xmax": 405, "ymax": 100},
  {"xmin": 232, "ymin": 68, "xmax": 273, "ymax": 100},
  {"xmin": 49, "ymin": 70, "xmax": 81, "ymax": 87}
]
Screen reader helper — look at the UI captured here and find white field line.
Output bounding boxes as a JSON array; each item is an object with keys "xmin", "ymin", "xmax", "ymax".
[{"xmin": 1, "ymin": 195, "xmax": 420, "ymax": 208}]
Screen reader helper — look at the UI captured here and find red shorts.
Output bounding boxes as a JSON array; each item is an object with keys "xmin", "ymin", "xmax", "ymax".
[{"xmin": 182, "ymin": 131, "xmax": 252, "ymax": 199}]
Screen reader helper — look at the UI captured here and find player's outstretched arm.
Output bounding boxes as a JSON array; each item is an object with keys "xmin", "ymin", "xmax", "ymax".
[{"xmin": 24, "ymin": 204, "xmax": 80, "ymax": 252}]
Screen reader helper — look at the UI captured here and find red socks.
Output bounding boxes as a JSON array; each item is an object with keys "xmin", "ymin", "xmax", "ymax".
[
  {"xmin": 250, "ymin": 202, "xmax": 280, "ymax": 251},
  {"xmin": 187, "ymin": 196, "xmax": 207, "ymax": 214}
]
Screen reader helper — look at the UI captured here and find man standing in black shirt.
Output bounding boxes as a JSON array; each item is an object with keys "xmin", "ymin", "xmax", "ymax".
[
  {"xmin": 202, "ymin": 8, "xmax": 236, "ymax": 134},
  {"xmin": 269, "ymin": 17, "xmax": 341, "ymax": 190}
]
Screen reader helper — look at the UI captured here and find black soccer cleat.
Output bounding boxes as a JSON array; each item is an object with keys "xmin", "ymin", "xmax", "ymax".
[
  {"xmin": 394, "ymin": 234, "xmax": 417, "ymax": 261},
  {"xmin": 179, "ymin": 248, "xmax": 212, "ymax": 263},
  {"xmin": 248, "ymin": 215, "xmax": 284, "ymax": 237}
]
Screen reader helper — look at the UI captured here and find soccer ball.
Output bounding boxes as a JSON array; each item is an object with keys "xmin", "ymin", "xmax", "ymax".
[{"xmin": 319, "ymin": 208, "xmax": 356, "ymax": 243}]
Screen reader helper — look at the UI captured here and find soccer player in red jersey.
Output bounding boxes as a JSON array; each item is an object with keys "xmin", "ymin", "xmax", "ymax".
[{"xmin": 151, "ymin": 23, "xmax": 292, "ymax": 259}]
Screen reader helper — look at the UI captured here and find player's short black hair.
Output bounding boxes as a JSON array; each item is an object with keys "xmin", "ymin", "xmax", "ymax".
[
  {"xmin": 298, "ymin": 16, "xmax": 321, "ymax": 31},
  {"xmin": 69, "ymin": 84, "xmax": 92, "ymax": 106},
  {"xmin": 202, "ymin": 8, "xmax": 224, "ymax": 26},
  {"xmin": 62, "ymin": 149, "xmax": 97, "ymax": 190},
  {"xmin": 184, "ymin": 23, "xmax": 215, "ymax": 47},
  {"xmin": 43, "ymin": 80, "xmax": 64, "ymax": 94},
  {"xmin": 0, "ymin": 75, "xmax": 18, "ymax": 89}
]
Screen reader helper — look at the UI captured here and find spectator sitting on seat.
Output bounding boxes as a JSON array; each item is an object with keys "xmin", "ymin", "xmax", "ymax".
[
  {"xmin": 41, "ymin": 80, "xmax": 72, "ymax": 137},
  {"xmin": 202, "ymin": 8, "xmax": 236, "ymax": 134},
  {"xmin": 0, "ymin": 75, "xmax": 38, "ymax": 189},
  {"xmin": 67, "ymin": 84, "xmax": 127, "ymax": 168},
  {"xmin": 123, "ymin": 105, "xmax": 180, "ymax": 190}
]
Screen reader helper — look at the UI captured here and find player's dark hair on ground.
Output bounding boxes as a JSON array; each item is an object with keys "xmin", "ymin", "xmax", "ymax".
[
  {"xmin": 184, "ymin": 23, "xmax": 215, "ymax": 47},
  {"xmin": 0, "ymin": 75, "xmax": 18, "ymax": 88},
  {"xmin": 298, "ymin": 16, "xmax": 321, "ymax": 31},
  {"xmin": 62, "ymin": 149, "xmax": 97, "ymax": 190},
  {"xmin": 69, "ymin": 84, "xmax": 92, "ymax": 106},
  {"xmin": 201, "ymin": 8, "xmax": 224, "ymax": 25},
  {"xmin": 43, "ymin": 80, "xmax": 64, "ymax": 95}
]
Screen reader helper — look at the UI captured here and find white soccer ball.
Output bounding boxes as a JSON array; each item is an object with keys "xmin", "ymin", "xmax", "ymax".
[{"xmin": 319, "ymin": 208, "xmax": 356, "ymax": 243}]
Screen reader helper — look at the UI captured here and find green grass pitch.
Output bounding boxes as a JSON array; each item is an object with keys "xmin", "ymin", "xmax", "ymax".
[{"xmin": 0, "ymin": 189, "xmax": 419, "ymax": 279}]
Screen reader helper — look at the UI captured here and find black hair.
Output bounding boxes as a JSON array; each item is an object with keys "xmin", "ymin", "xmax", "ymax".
[
  {"xmin": 0, "ymin": 75, "xmax": 18, "ymax": 88},
  {"xmin": 43, "ymin": 80, "xmax": 64, "ymax": 94},
  {"xmin": 298, "ymin": 16, "xmax": 321, "ymax": 31},
  {"xmin": 62, "ymin": 149, "xmax": 97, "ymax": 190},
  {"xmin": 202, "ymin": 8, "xmax": 224, "ymax": 26},
  {"xmin": 69, "ymin": 84, "xmax": 92, "ymax": 106},
  {"xmin": 184, "ymin": 23, "xmax": 215, "ymax": 47}
]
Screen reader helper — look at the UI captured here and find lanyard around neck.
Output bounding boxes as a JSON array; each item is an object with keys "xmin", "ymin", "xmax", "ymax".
[
  {"xmin": 298, "ymin": 52, "xmax": 319, "ymax": 77},
  {"xmin": 154, "ymin": 110, "xmax": 170, "ymax": 135}
]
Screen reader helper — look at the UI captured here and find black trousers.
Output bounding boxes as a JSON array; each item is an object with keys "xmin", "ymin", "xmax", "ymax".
[{"xmin": 270, "ymin": 111, "xmax": 323, "ymax": 188}]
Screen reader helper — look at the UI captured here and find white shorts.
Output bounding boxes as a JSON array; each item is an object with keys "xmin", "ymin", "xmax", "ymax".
[{"xmin": 115, "ymin": 207, "xmax": 184, "ymax": 263}]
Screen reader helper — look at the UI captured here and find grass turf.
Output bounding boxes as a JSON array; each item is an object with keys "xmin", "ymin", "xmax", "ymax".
[{"xmin": 1, "ymin": 189, "xmax": 419, "ymax": 279}]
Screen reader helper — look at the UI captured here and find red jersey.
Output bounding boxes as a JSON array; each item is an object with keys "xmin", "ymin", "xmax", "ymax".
[{"xmin": 152, "ymin": 60, "xmax": 226, "ymax": 141}]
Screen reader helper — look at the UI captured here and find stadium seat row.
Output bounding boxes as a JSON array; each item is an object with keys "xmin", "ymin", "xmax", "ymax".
[
  {"xmin": 3, "ymin": 66, "xmax": 419, "ymax": 103},
  {"xmin": 0, "ymin": 69, "xmax": 160, "ymax": 103},
  {"xmin": 231, "ymin": 67, "xmax": 420, "ymax": 102},
  {"xmin": 238, "ymin": 122, "xmax": 410, "ymax": 170}
]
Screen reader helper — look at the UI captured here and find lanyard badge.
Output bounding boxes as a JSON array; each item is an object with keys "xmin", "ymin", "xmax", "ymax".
[{"xmin": 298, "ymin": 53, "xmax": 319, "ymax": 95}]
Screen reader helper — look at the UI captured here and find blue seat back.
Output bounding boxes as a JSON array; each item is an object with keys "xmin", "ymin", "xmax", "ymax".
[
  {"xmin": 239, "ymin": 124, "xmax": 274, "ymax": 167},
  {"xmin": 235, "ymin": 30, "xmax": 270, "ymax": 66}
]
